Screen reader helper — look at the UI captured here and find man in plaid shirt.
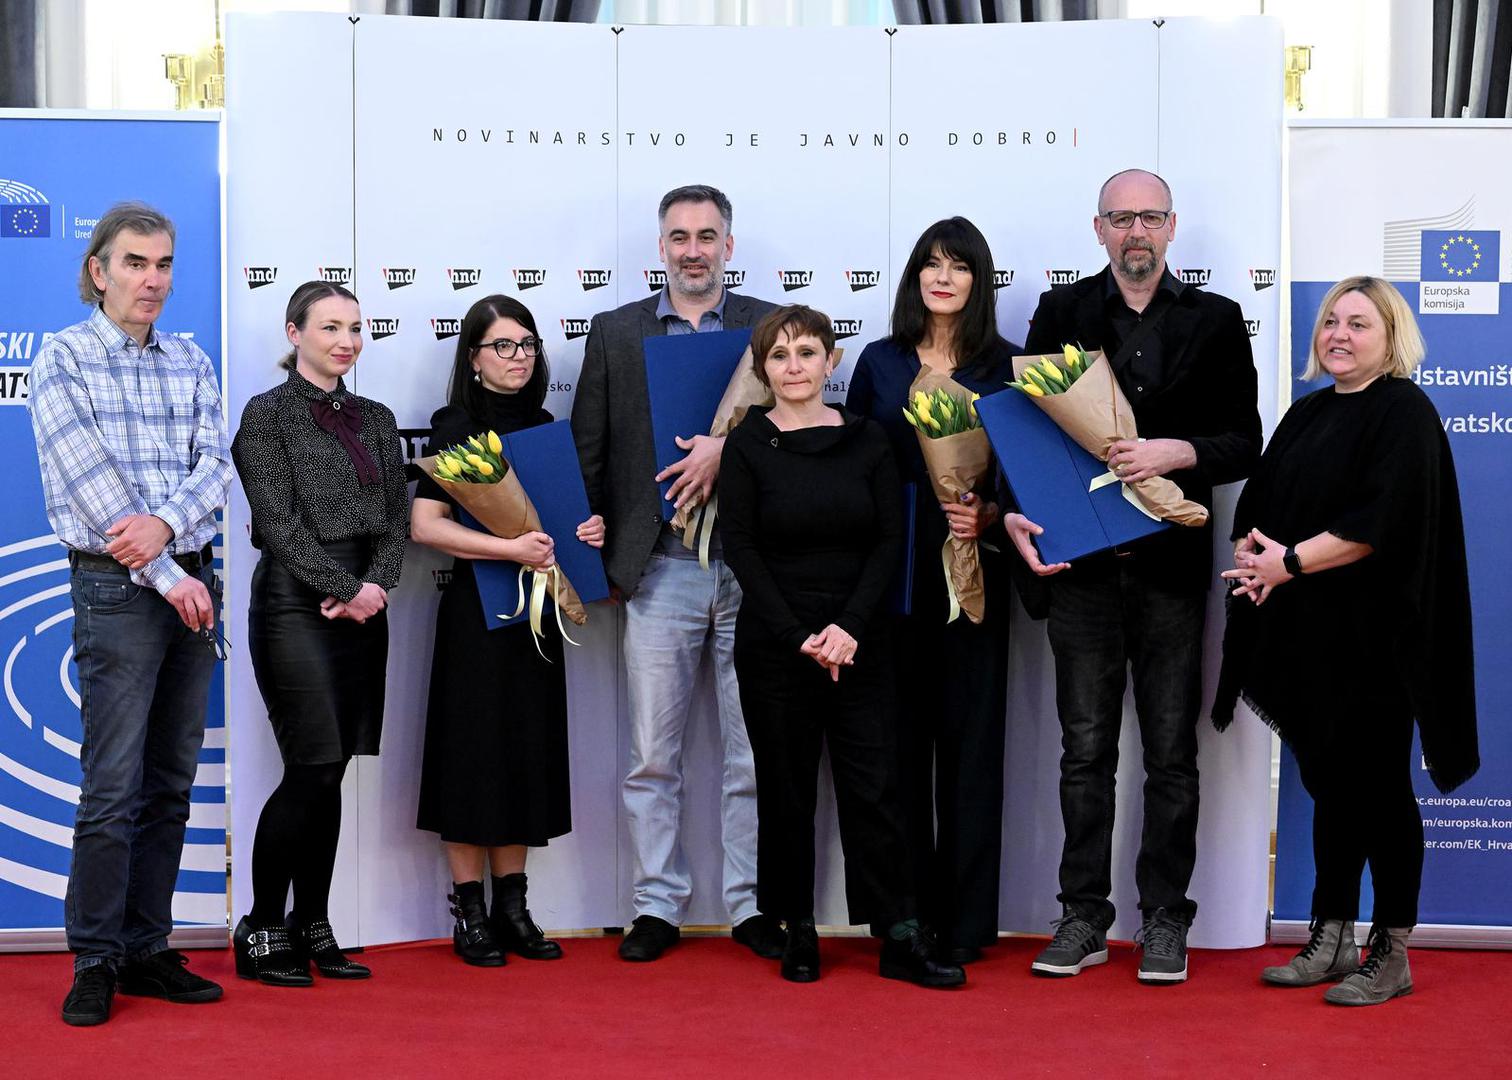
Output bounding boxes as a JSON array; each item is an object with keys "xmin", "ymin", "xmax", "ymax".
[{"xmin": 28, "ymin": 202, "xmax": 232, "ymax": 1026}]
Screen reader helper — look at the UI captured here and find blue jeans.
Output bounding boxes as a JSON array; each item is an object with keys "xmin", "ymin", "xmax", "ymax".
[
  {"xmin": 65, "ymin": 563, "xmax": 216, "ymax": 971},
  {"xmin": 1046, "ymin": 561, "xmax": 1205, "ymax": 928},
  {"xmin": 622, "ymin": 554, "xmax": 758, "ymax": 925}
]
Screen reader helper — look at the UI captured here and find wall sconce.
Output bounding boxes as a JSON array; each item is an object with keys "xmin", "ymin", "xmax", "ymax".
[
  {"xmin": 163, "ymin": 0, "xmax": 225, "ymax": 109},
  {"xmin": 1285, "ymin": 45, "xmax": 1312, "ymax": 112}
]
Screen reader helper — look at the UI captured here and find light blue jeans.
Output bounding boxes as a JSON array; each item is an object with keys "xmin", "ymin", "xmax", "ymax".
[{"xmin": 622, "ymin": 554, "xmax": 758, "ymax": 926}]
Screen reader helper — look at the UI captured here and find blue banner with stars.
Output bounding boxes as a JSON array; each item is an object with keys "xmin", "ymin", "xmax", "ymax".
[{"xmin": 1422, "ymin": 230, "xmax": 1500, "ymax": 282}]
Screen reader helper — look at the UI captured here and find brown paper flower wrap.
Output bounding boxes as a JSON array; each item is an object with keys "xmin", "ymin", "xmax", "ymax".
[
  {"xmin": 1010, "ymin": 350, "xmax": 1208, "ymax": 527},
  {"xmin": 417, "ymin": 448, "xmax": 587, "ymax": 659},
  {"xmin": 907, "ymin": 367, "xmax": 990, "ymax": 624},
  {"xmin": 669, "ymin": 345, "xmax": 845, "ymax": 568}
]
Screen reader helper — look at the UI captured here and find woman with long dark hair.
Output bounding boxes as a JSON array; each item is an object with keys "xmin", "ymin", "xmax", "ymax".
[
  {"xmin": 232, "ymin": 280, "xmax": 409, "ymax": 985},
  {"xmin": 411, "ymin": 294, "xmax": 604, "ymax": 966},
  {"xmin": 845, "ymin": 217, "xmax": 1020, "ymax": 962}
]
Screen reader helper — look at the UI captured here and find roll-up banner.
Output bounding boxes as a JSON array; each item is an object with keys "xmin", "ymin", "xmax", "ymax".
[
  {"xmin": 0, "ymin": 111, "xmax": 225, "ymax": 949},
  {"xmin": 226, "ymin": 13, "xmax": 1280, "ymax": 948},
  {"xmin": 1281, "ymin": 121, "xmax": 1512, "ymax": 947}
]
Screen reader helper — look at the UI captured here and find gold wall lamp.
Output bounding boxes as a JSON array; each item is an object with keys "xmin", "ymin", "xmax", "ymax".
[{"xmin": 1285, "ymin": 44, "xmax": 1313, "ymax": 112}]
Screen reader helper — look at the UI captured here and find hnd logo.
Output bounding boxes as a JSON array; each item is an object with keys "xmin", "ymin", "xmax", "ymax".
[
  {"xmin": 318, "ymin": 266, "xmax": 352, "ymax": 285},
  {"xmin": 993, "ymin": 270, "xmax": 1015, "ymax": 290},
  {"xmin": 431, "ymin": 317, "xmax": 461, "ymax": 341},
  {"xmin": 1047, "ymin": 269, "xmax": 1081, "ymax": 286},
  {"xmin": 832, "ymin": 318, "xmax": 862, "ymax": 340},
  {"xmin": 1244, "ymin": 319, "xmax": 1261, "ymax": 338},
  {"xmin": 513, "ymin": 268, "xmax": 546, "ymax": 290},
  {"xmin": 0, "ymin": 179, "xmax": 51, "ymax": 238},
  {"xmin": 561, "ymin": 317, "xmax": 592, "ymax": 340},
  {"xmin": 644, "ymin": 269, "xmax": 668, "ymax": 292},
  {"xmin": 367, "ymin": 317, "xmax": 399, "ymax": 340},
  {"xmin": 382, "ymin": 267, "xmax": 416, "ymax": 290},
  {"xmin": 723, "ymin": 269, "xmax": 746, "ymax": 288},
  {"xmin": 1177, "ymin": 268, "xmax": 1211, "ymax": 286},
  {"xmin": 578, "ymin": 269, "xmax": 612, "ymax": 291},
  {"xmin": 846, "ymin": 270, "xmax": 881, "ymax": 292},
  {"xmin": 778, "ymin": 270, "xmax": 814, "ymax": 292},
  {"xmin": 1249, "ymin": 268, "xmax": 1276, "ymax": 291},
  {"xmin": 244, "ymin": 266, "xmax": 278, "ymax": 289},
  {"xmin": 448, "ymin": 268, "xmax": 481, "ymax": 290}
]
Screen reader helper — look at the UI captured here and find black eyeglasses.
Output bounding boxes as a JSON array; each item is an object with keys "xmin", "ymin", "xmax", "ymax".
[
  {"xmin": 197, "ymin": 625, "xmax": 230, "ymax": 662},
  {"xmin": 1100, "ymin": 209, "xmax": 1172, "ymax": 230},
  {"xmin": 476, "ymin": 337, "xmax": 540, "ymax": 360}
]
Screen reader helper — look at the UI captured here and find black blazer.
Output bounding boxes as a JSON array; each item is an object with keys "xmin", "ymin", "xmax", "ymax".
[
  {"xmin": 570, "ymin": 291, "xmax": 778, "ymax": 595},
  {"xmin": 1023, "ymin": 266, "xmax": 1262, "ymax": 593}
]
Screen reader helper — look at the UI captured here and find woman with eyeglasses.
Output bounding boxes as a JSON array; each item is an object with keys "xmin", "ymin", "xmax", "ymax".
[
  {"xmin": 411, "ymin": 294, "xmax": 605, "ymax": 966},
  {"xmin": 231, "ymin": 280, "xmax": 410, "ymax": 985},
  {"xmin": 845, "ymin": 217, "xmax": 1020, "ymax": 963}
]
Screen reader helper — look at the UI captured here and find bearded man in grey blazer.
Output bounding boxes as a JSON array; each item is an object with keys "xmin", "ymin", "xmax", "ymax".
[{"xmin": 571, "ymin": 185, "xmax": 782, "ymax": 962}]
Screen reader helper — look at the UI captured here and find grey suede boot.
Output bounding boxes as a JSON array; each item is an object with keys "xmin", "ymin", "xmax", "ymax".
[
  {"xmin": 1261, "ymin": 918, "xmax": 1357, "ymax": 986},
  {"xmin": 1324, "ymin": 925, "xmax": 1413, "ymax": 1006}
]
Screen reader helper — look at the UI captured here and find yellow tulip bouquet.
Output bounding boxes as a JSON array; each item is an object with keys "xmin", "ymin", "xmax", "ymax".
[
  {"xmin": 419, "ymin": 431, "xmax": 588, "ymax": 658},
  {"xmin": 1008, "ymin": 345, "xmax": 1208, "ymax": 527},
  {"xmin": 901, "ymin": 368, "xmax": 992, "ymax": 624}
]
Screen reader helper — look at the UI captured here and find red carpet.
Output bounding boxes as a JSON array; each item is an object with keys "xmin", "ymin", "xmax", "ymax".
[{"xmin": 5, "ymin": 935, "xmax": 1509, "ymax": 1078}]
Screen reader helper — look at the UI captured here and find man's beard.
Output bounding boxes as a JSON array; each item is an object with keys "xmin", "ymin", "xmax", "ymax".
[
  {"xmin": 1116, "ymin": 241, "xmax": 1157, "ymax": 282},
  {"xmin": 670, "ymin": 260, "xmax": 722, "ymax": 298}
]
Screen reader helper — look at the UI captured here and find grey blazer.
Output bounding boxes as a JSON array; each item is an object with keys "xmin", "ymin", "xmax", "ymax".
[{"xmin": 570, "ymin": 291, "xmax": 777, "ymax": 595}]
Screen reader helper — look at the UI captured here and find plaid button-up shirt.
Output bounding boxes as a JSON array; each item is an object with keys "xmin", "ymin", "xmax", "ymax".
[{"xmin": 28, "ymin": 306, "xmax": 231, "ymax": 596}]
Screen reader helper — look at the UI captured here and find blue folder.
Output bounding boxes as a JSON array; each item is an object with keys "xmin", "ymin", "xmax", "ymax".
[
  {"xmin": 974, "ymin": 389, "xmax": 1169, "ymax": 566},
  {"xmin": 466, "ymin": 419, "xmax": 610, "ymax": 631},
  {"xmin": 888, "ymin": 482, "xmax": 918, "ymax": 616},
  {"xmin": 643, "ymin": 329, "xmax": 754, "ymax": 504}
]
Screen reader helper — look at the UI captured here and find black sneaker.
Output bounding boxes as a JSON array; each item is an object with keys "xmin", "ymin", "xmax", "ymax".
[
  {"xmin": 732, "ymin": 914, "xmax": 787, "ymax": 959},
  {"xmin": 618, "ymin": 915, "xmax": 679, "ymax": 962},
  {"xmin": 1031, "ymin": 912, "xmax": 1109, "ymax": 977},
  {"xmin": 61, "ymin": 965, "xmax": 116, "ymax": 1026},
  {"xmin": 879, "ymin": 924, "xmax": 966, "ymax": 989},
  {"xmin": 1135, "ymin": 908, "xmax": 1189, "ymax": 984},
  {"xmin": 118, "ymin": 949, "xmax": 224, "ymax": 1003}
]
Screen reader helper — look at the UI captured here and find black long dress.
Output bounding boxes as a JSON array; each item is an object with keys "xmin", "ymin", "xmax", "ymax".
[{"xmin": 414, "ymin": 390, "xmax": 571, "ymax": 846}]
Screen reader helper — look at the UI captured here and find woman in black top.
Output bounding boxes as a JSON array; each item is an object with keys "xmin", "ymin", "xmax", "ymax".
[
  {"xmin": 231, "ymin": 281, "xmax": 409, "ymax": 985},
  {"xmin": 1214, "ymin": 277, "xmax": 1476, "ymax": 1007},
  {"xmin": 410, "ymin": 295, "xmax": 604, "ymax": 966},
  {"xmin": 721, "ymin": 304, "xmax": 963, "ymax": 989},
  {"xmin": 845, "ymin": 217, "xmax": 1019, "ymax": 960}
]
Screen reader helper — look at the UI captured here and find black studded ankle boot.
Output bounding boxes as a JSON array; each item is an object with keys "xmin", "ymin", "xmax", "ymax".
[
  {"xmin": 450, "ymin": 881, "xmax": 505, "ymax": 967},
  {"xmin": 491, "ymin": 873, "xmax": 562, "ymax": 960},
  {"xmin": 289, "ymin": 912, "xmax": 371, "ymax": 979},
  {"xmin": 233, "ymin": 916, "xmax": 313, "ymax": 987}
]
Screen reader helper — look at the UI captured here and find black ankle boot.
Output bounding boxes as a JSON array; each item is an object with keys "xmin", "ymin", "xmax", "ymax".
[
  {"xmin": 491, "ymin": 873, "xmax": 562, "ymax": 960},
  {"xmin": 288, "ymin": 913, "xmax": 371, "ymax": 979},
  {"xmin": 233, "ymin": 916, "xmax": 313, "ymax": 987},
  {"xmin": 781, "ymin": 920, "xmax": 820, "ymax": 983},
  {"xmin": 450, "ymin": 882, "xmax": 505, "ymax": 967}
]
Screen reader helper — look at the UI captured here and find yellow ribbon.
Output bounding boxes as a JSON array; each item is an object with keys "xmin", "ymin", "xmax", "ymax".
[
  {"xmin": 500, "ymin": 564, "xmax": 582, "ymax": 663},
  {"xmin": 1090, "ymin": 470, "xmax": 1161, "ymax": 521},
  {"xmin": 696, "ymin": 491, "xmax": 719, "ymax": 571}
]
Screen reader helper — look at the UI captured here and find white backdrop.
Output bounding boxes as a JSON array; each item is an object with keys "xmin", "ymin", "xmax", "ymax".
[{"xmin": 225, "ymin": 13, "xmax": 1281, "ymax": 948}]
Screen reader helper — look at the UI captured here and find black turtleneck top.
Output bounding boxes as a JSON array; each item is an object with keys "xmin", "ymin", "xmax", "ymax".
[
  {"xmin": 232, "ymin": 370, "xmax": 409, "ymax": 602},
  {"xmin": 413, "ymin": 388, "xmax": 551, "ymax": 510},
  {"xmin": 719, "ymin": 405, "xmax": 903, "ymax": 650}
]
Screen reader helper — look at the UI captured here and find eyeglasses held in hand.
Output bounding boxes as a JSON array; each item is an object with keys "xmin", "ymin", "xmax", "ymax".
[
  {"xmin": 197, "ymin": 625, "xmax": 230, "ymax": 662},
  {"xmin": 1100, "ymin": 209, "xmax": 1172, "ymax": 230},
  {"xmin": 477, "ymin": 337, "xmax": 541, "ymax": 360}
]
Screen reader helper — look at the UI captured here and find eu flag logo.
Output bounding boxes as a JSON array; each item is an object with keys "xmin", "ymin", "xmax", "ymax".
[
  {"xmin": 1421, "ymin": 230, "xmax": 1499, "ymax": 281},
  {"xmin": 0, "ymin": 204, "xmax": 50, "ymax": 238}
]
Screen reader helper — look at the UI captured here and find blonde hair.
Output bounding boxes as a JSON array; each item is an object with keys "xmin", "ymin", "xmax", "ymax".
[{"xmin": 1305, "ymin": 276, "xmax": 1425, "ymax": 381}]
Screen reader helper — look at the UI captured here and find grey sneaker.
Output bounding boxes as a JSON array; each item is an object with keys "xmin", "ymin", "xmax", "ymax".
[
  {"xmin": 1031, "ymin": 911, "xmax": 1108, "ymax": 977},
  {"xmin": 1324, "ymin": 925, "xmax": 1413, "ymax": 1006},
  {"xmin": 1135, "ymin": 908, "xmax": 1189, "ymax": 984},
  {"xmin": 1262, "ymin": 918, "xmax": 1357, "ymax": 986}
]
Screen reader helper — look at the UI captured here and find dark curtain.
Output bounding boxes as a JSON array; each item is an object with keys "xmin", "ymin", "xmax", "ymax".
[
  {"xmin": 385, "ymin": 0, "xmax": 601, "ymax": 19},
  {"xmin": 1434, "ymin": 0, "xmax": 1512, "ymax": 116},
  {"xmin": 1, "ymin": 0, "xmax": 39, "ymax": 108},
  {"xmin": 892, "ymin": 0, "xmax": 1100, "ymax": 23}
]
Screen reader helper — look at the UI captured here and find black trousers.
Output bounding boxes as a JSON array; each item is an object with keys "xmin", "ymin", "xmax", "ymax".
[
  {"xmin": 1296, "ymin": 704, "xmax": 1423, "ymax": 927},
  {"xmin": 1046, "ymin": 560, "xmax": 1205, "ymax": 927},
  {"xmin": 735, "ymin": 631, "xmax": 914, "ymax": 928},
  {"xmin": 891, "ymin": 608, "xmax": 1010, "ymax": 949}
]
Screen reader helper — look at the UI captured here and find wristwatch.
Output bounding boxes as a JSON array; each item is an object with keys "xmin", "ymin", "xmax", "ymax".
[{"xmin": 1282, "ymin": 546, "xmax": 1304, "ymax": 577}]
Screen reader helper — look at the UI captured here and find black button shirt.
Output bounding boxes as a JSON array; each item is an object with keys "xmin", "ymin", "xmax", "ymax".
[{"xmin": 1104, "ymin": 266, "xmax": 1186, "ymax": 401}]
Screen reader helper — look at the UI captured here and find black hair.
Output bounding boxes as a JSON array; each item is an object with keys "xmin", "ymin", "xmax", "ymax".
[
  {"xmin": 888, "ymin": 216, "xmax": 1007, "ymax": 380},
  {"xmin": 446, "ymin": 294, "xmax": 549, "ymax": 417},
  {"xmin": 658, "ymin": 184, "xmax": 733, "ymax": 232}
]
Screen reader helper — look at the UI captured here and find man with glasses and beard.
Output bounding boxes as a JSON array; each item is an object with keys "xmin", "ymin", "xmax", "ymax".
[
  {"xmin": 572, "ymin": 184, "xmax": 783, "ymax": 962},
  {"xmin": 29, "ymin": 201, "xmax": 231, "ymax": 1025},
  {"xmin": 1003, "ymin": 169, "xmax": 1261, "ymax": 984}
]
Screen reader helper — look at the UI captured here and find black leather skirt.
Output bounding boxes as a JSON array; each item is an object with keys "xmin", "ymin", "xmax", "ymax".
[{"xmin": 248, "ymin": 539, "xmax": 387, "ymax": 765}]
